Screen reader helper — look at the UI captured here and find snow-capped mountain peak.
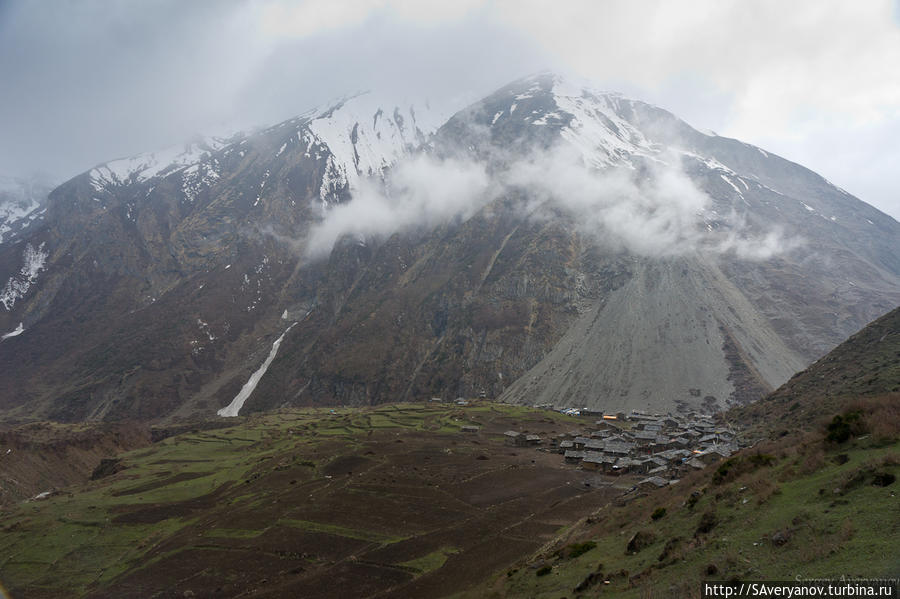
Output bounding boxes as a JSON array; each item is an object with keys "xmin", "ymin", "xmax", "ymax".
[{"xmin": 476, "ymin": 72, "xmax": 662, "ymax": 168}]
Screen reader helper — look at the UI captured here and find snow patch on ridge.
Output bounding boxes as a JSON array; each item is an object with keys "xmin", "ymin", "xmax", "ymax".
[{"xmin": 90, "ymin": 137, "xmax": 230, "ymax": 191}]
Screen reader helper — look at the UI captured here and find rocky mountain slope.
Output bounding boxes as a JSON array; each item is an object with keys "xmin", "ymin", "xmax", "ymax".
[
  {"xmin": 1, "ymin": 73, "xmax": 899, "ymax": 422},
  {"xmin": 730, "ymin": 305, "xmax": 900, "ymax": 432}
]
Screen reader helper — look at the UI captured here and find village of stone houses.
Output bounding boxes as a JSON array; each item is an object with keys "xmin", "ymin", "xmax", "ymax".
[{"xmin": 466, "ymin": 403, "xmax": 740, "ymax": 492}]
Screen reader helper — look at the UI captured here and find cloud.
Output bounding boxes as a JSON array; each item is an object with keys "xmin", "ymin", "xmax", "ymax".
[
  {"xmin": 503, "ymin": 145, "xmax": 802, "ymax": 259},
  {"xmin": 304, "ymin": 154, "xmax": 491, "ymax": 259},
  {"xmin": 502, "ymin": 146, "xmax": 710, "ymax": 256},
  {"xmin": 304, "ymin": 140, "xmax": 802, "ymax": 262},
  {"xmin": 717, "ymin": 228, "xmax": 803, "ymax": 261},
  {"xmin": 1, "ymin": 0, "xmax": 898, "ymax": 220},
  {"xmin": 257, "ymin": 0, "xmax": 486, "ymax": 38}
]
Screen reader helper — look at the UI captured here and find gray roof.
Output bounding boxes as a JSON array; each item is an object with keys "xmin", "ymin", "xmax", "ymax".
[
  {"xmin": 602, "ymin": 442, "xmax": 634, "ymax": 454},
  {"xmin": 700, "ymin": 446, "xmax": 733, "ymax": 458},
  {"xmin": 638, "ymin": 476, "xmax": 669, "ymax": 488},
  {"xmin": 653, "ymin": 449, "xmax": 692, "ymax": 461},
  {"xmin": 583, "ymin": 451, "xmax": 616, "ymax": 464}
]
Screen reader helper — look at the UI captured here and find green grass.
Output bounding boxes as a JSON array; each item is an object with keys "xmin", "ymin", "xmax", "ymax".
[
  {"xmin": 399, "ymin": 546, "xmax": 459, "ymax": 574},
  {"xmin": 0, "ymin": 401, "xmax": 575, "ymax": 597},
  {"xmin": 278, "ymin": 519, "xmax": 405, "ymax": 544},
  {"xmin": 203, "ymin": 528, "xmax": 267, "ymax": 539},
  {"xmin": 491, "ymin": 439, "xmax": 900, "ymax": 598}
]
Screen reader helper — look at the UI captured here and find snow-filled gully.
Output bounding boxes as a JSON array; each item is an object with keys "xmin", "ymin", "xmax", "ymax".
[{"xmin": 217, "ymin": 322, "xmax": 297, "ymax": 417}]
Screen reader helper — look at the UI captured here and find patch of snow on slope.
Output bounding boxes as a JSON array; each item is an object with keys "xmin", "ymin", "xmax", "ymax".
[
  {"xmin": 181, "ymin": 160, "xmax": 220, "ymax": 203},
  {"xmin": 532, "ymin": 111, "xmax": 563, "ymax": 126},
  {"xmin": 720, "ymin": 174, "xmax": 744, "ymax": 197},
  {"xmin": 253, "ymin": 170, "xmax": 270, "ymax": 207},
  {"xmin": 217, "ymin": 322, "xmax": 297, "ymax": 417},
  {"xmin": 0, "ymin": 198, "xmax": 41, "ymax": 242},
  {"xmin": 1, "ymin": 242, "xmax": 48, "ymax": 310},
  {"xmin": 1, "ymin": 322, "xmax": 24, "ymax": 340}
]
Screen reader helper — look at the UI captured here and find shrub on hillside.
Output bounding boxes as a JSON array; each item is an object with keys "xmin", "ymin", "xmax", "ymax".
[
  {"xmin": 825, "ymin": 410, "xmax": 866, "ymax": 444},
  {"xmin": 712, "ymin": 453, "xmax": 776, "ymax": 485}
]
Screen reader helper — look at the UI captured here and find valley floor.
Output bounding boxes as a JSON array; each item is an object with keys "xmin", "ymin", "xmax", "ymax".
[{"xmin": 0, "ymin": 402, "xmax": 631, "ymax": 598}]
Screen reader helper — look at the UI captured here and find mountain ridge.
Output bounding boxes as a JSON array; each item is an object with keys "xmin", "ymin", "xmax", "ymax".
[{"xmin": 1, "ymin": 72, "xmax": 899, "ymax": 421}]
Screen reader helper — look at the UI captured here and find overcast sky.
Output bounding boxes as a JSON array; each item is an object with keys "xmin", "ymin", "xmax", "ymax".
[{"xmin": 1, "ymin": 0, "xmax": 898, "ymax": 219}]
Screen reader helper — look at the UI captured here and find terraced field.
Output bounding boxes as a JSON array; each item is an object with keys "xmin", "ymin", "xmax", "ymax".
[{"xmin": 0, "ymin": 402, "xmax": 625, "ymax": 598}]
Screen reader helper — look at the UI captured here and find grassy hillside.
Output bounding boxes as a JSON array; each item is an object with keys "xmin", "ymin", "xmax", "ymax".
[
  {"xmin": 478, "ymin": 408, "xmax": 898, "ymax": 598},
  {"xmin": 0, "ymin": 402, "xmax": 625, "ymax": 598},
  {"xmin": 730, "ymin": 306, "xmax": 900, "ymax": 434},
  {"xmin": 479, "ymin": 307, "xmax": 900, "ymax": 598}
]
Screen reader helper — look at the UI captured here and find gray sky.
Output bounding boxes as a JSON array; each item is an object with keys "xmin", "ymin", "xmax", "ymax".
[{"xmin": 1, "ymin": 0, "xmax": 898, "ymax": 219}]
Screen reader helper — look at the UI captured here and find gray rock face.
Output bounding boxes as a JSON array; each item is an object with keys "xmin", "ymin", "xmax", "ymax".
[{"xmin": 499, "ymin": 255, "xmax": 807, "ymax": 412}]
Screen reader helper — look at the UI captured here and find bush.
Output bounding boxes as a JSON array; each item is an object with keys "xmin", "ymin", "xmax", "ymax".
[
  {"xmin": 626, "ymin": 531, "xmax": 656, "ymax": 555},
  {"xmin": 657, "ymin": 537, "xmax": 683, "ymax": 563},
  {"xmin": 686, "ymin": 491, "xmax": 701, "ymax": 510},
  {"xmin": 713, "ymin": 454, "xmax": 776, "ymax": 485},
  {"xmin": 826, "ymin": 411, "xmax": 865, "ymax": 444},
  {"xmin": 565, "ymin": 541, "xmax": 597, "ymax": 559},
  {"xmin": 651, "ymin": 507, "xmax": 667, "ymax": 521},
  {"xmin": 536, "ymin": 565, "xmax": 552, "ymax": 577},
  {"xmin": 872, "ymin": 471, "xmax": 895, "ymax": 487},
  {"xmin": 695, "ymin": 510, "xmax": 718, "ymax": 536}
]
